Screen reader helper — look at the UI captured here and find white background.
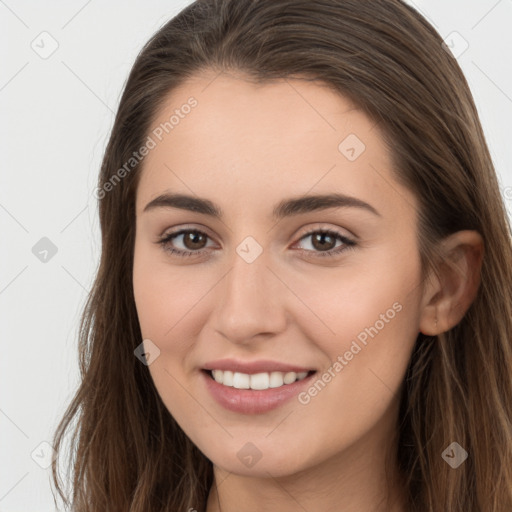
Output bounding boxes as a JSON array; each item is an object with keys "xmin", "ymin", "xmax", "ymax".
[{"xmin": 1, "ymin": 1, "xmax": 511, "ymax": 510}]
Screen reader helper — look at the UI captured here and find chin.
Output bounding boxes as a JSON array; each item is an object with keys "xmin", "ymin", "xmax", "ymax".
[{"xmin": 201, "ymin": 438, "xmax": 313, "ymax": 478}]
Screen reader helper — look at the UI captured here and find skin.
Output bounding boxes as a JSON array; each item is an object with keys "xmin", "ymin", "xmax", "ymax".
[{"xmin": 132, "ymin": 70, "xmax": 483, "ymax": 511}]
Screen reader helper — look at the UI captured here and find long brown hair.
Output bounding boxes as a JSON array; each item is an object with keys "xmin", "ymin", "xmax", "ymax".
[{"xmin": 50, "ymin": 1, "xmax": 512, "ymax": 510}]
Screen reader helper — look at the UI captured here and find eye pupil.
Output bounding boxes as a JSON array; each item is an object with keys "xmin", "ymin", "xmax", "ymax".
[
  {"xmin": 185, "ymin": 231, "xmax": 206, "ymax": 250},
  {"xmin": 312, "ymin": 232, "xmax": 336, "ymax": 251}
]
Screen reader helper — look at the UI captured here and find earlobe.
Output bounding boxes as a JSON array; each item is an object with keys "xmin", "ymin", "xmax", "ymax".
[{"xmin": 419, "ymin": 230, "xmax": 484, "ymax": 336}]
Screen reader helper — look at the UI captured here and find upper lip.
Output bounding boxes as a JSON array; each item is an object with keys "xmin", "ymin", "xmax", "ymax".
[{"xmin": 203, "ymin": 358, "xmax": 315, "ymax": 375}]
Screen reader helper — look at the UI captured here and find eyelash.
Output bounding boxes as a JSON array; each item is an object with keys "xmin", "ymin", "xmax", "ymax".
[{"xmin": 156, "ymin": 227, "xmax": 357, "ymax": 259}]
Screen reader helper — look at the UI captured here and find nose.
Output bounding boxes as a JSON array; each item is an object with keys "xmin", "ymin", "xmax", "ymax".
[{"xmin": 212, "ymin": 249, "xmax": 288, "ymax": 345}]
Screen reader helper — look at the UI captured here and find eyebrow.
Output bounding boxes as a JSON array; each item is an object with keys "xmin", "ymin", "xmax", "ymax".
[{"xmin": 143, "ymin": 192, "xmax": 381, "ymax": 219}]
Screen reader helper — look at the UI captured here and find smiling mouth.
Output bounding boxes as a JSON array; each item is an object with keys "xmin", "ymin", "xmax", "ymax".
[{"xmin": 202, "ymin": 369, "xmax": 317, "ymax": 391}]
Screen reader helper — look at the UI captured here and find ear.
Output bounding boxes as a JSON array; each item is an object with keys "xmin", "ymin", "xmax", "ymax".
[{"xmin": 419, "ymin": 230, "xmax": 484, "ymax": 336}]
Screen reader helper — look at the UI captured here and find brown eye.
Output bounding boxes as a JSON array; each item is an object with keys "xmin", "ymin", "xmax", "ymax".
[
  {"xmin": 157, "ymin": 229, "xmax": 214, "ymax": 257},
  {"xmin": 294, "ymin": 229, "xmax": 357, "ymax": 259},
  {"xmin": 182, "ymin": 231, "xmax": 208, "ymax": 250},
  {"xmin": 310, "ymin": 232, "xmax": 337, "ymax": 251}
]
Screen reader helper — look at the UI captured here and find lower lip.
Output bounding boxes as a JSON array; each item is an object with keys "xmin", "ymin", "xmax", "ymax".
[{"xmin": 202, "ymin": 370, "xmax": 316, "ymax": 414}]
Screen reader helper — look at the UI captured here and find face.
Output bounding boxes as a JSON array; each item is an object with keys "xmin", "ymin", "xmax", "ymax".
[{"xmin": 133, "ymin": 70, "xmax": 425, "ymax": 478}]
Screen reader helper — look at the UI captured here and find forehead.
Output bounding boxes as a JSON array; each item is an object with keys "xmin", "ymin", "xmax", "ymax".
[{"xmin": 135, "ymin": 70, "xmax": 416, "ymax": 221}]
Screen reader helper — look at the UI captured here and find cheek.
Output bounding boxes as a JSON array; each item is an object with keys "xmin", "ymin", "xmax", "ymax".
[
  {"xmin": 133, "ymin": 249, "xmax": 193, "ymax": 416},
  {"xmin": 295, "ymin": 299, "xmax": 419, "ymax": 471},
  {"xmin": 132, "ymin": 252, "xmax": 207, "ymax": 430},
  {"xmin": 133, "ymin": 241, "xmax": 209, "ymax": 344},
  {"xmin": 286, "ymin": 243, "xmax": 421, "ymax": 354},
  {"xmin": 291, "ymin": 251, "xmax": 422, "ymax": 441},
  {"xmin": 132, "ymin": 247, "xmax": 218, "ymax": 416}
]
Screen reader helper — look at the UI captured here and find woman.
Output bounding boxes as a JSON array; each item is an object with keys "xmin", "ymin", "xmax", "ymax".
[{"xmin": 51, "ymin": 1, "xmax": 512, "ymax": 510}]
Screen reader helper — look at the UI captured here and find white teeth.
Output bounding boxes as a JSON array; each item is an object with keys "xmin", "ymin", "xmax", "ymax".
[
  {"xmin": 222, "ymin": 370, "xmax": 233, "ymax": 386},
  {"xmin": 232, "ymin": 372, "xmax": 250, "ymax": 389},
  {"xmin": 212, "ymin": 369, "xmax": 223, "ymax": 384},
  {"xmin": 250, "ymin": 372, "xmax": 270, "ymax": 390},
  {"xmin": 269, "ymin": 371, "xmax": 284, "ymax": 388},
  {"xmin": 210, "ymin": 369, "xmax": 311, "ymax": 390},
  {"xmin": 283, "ymin": 372, "xmax": 297, "ymax": 384}
]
